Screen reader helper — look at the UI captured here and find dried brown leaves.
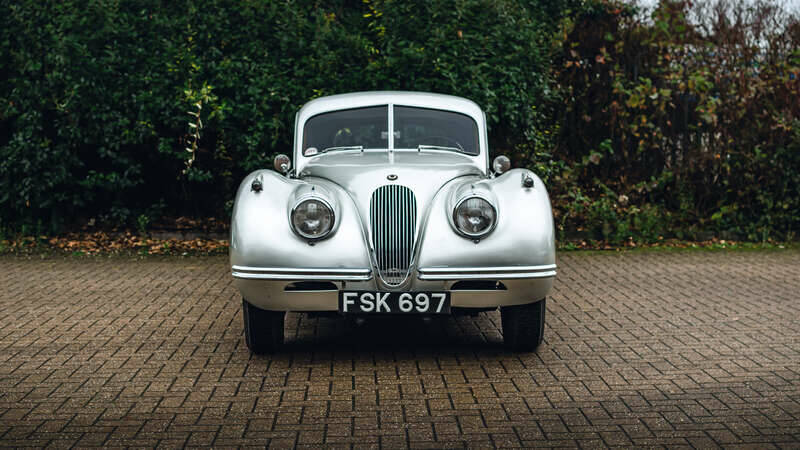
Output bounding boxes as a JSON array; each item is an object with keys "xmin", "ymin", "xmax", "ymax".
[{"xmin": 3, "ymin": 232, "xmax": 228, "ymax": 256}]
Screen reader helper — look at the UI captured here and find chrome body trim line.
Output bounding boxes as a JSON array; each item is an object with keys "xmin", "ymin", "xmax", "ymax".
[
  {"xmin": 232, "ymin": 266, "xmax": 372, "ymax": 281},
  {"xmin": 417, "ymin": 265, "xmax": 557, "ymax": 280},
  {"xmin": 418, "ymin": 271, "xmax": 556, "ymax": 280},
  {"xmin": 419, "ymin": 264, "xmax": 556, "ymax": 273},
  {"xmin": 233, "ymin": 273, "xmax": 372, "ymax": 281}
]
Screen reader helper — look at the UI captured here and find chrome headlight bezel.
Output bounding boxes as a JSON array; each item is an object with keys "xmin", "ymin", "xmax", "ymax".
[
  {"xmin": 451, "ymin": 194, "xmax": 498, "ymax": 239},
  {"xmin": 290, "ymin": 195, "xmax": 336, "ymax": 241}
]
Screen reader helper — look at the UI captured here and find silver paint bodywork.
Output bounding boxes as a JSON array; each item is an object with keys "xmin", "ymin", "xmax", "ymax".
[{"xmin": 230, "ymin": 91, "xmax": 556, "ymax": 311}]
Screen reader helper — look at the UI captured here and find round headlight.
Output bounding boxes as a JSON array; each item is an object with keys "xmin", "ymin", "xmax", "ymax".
[
  {"xmin": 453, "ymin": 196, "xmax": 497, "ymax": 238},
  {"xmin": 291, "ymin": 198, "xmax": 334, "ymax": 240}
]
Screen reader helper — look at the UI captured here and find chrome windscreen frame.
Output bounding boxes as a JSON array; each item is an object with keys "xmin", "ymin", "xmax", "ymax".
[{"xmin": 293, "ymin": 92, "xmax": 489, "ymax": 175}]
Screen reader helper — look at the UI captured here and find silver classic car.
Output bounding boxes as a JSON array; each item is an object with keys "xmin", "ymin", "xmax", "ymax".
[{"xmin": 230, "ymin": 91, "xmax": 556, "ymax": 353}]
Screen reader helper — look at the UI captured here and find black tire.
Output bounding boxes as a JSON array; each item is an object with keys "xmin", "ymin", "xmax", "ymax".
[
  {"xmin": 501, "ymin": 298, "xmax": 546, "ymax": 352},
  {"xmin": 242, "ymin": 298, "xmax": 284, "ymax": 354}
]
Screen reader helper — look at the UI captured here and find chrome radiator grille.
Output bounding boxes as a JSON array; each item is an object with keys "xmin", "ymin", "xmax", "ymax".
[{"xmin": 370, "ymin": 185, "xmax": 417, "ymax": 285}]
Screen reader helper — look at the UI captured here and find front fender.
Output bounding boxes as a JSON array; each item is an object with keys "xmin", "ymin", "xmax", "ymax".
[
  {"xmin": 229, "ymin": 170, "xmax": 371, "ymax": 271},
  {"xmin": 416, "ymin": 168, "xmax": 556, "ymax": 270}
]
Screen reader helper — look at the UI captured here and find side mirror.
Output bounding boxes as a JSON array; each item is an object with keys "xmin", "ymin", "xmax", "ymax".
[
  {"xmin": 492, "ymin": 155, "xmax": 511, "ymax": 175},
  {"xmin": 274, "ymin": 154, "xmax": 291, "ymax": 174}
]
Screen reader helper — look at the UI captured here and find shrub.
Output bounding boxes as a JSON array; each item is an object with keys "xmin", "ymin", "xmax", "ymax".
[
  {"xmin": 2, "ymin": 0, "xmax": 798, "ymax": 243},
  {"xmin": 0, "ymin": 0, "xmax": 569, "ymax": 231},
  {"xmin": 551, "ymin": 0, "xmax": 800, "ymax": 240}
]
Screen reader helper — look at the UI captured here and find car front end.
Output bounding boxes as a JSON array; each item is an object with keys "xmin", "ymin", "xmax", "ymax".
[{"xmin": 230, "ymin": 92, "xmax": 556, "ymax": 352}]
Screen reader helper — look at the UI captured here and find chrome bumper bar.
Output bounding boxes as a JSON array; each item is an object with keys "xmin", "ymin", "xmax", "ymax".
[
  {"xmin": 416, "ymin": 264, "xmax": 557, "ymax": 280},
  {"xmin": 232, "ymin": 265, "xmax": 372, "ymax": 281},
  {"xmin": 233, "ymin": 265, "xmax": 556, "ymax": 310},
  {"xmin": 232, "ymin": 264, "xmax": 556, "ymax": 282}
]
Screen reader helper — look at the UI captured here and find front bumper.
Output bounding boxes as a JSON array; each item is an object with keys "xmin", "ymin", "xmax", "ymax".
[{"xmin": 232, "ymin": 265, "xmax": 556, "ymax": 311}]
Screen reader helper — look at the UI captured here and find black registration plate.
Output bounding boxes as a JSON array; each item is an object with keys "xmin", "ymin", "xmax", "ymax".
[{"xmin": 338, "ymin": 291, "xmax": 451, "ymax": 314}]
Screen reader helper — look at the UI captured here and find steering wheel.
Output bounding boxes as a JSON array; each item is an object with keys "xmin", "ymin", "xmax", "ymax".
[
  {"xmin": 333, "ymin": 128, "xmax": 355, "ymax": 147},
  {"xmin": 417, "ymin": 135, "xmax": 464, "ymax": 151}
]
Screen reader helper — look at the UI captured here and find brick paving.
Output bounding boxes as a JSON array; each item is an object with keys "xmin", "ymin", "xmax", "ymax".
[{"xmin": 1, "ymin": 251, "xmax": 799, "ymax": 448}]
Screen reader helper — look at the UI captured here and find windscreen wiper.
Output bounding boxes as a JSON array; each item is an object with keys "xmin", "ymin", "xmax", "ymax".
[
  {"xmin": 417, "ymin": 144, "xmax": 464, "ymax": 152},
  {"xmin": 320, "ymin": 145, "xmax": 364, "ymax": 154}
]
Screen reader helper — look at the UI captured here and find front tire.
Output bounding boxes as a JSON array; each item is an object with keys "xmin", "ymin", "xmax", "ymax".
[
  {"xmin": 242, "ymin": 298, "xmax": 284, "ymax": 354},
  {"xmin": 501, "ymin": 298, "xmax": 546, "ymax": 352}
]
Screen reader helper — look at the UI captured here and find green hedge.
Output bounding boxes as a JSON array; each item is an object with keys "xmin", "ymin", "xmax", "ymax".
[
  {"xmin": 2, "ymin": 0, "xmax": 799, "ymax": 242},
  {"xmin": 0, "ymin": 0, "xmax": 567, "ymax": 233}
]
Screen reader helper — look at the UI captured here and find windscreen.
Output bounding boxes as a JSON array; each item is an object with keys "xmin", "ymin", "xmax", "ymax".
[
  {"xmin": 393, "ymin": 106, "xmax": 479, "ymax": 155},
  {"xmin": 302, "ymin": 106, "xmax": 388, "ymax": 155}
]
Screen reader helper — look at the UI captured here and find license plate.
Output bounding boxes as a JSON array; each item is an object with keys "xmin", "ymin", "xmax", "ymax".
[{"xmin": 338, "ymin": 291, "xmax": 451, "ymax": 314}]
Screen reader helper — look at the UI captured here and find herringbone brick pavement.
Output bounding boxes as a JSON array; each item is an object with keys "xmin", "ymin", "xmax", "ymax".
[{"xmin": 0, "ymin": 251, "xmax": 798, "ymax": 448}]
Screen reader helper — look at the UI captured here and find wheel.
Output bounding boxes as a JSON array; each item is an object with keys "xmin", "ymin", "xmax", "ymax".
[
  {"xmin": 501, "ymin": 298, "xmax": 546, "ymax": 352},
  {"xmin": 242, "ymin": 298, "xmax": 285, "ymax": 354}
]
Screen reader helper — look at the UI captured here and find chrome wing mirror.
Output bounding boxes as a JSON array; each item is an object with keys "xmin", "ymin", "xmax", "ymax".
[
  {"xmin": 274, "ymin": 154, "xmax": 291, "ymax": 174},
  {"xmin": 492, "ymin": 155, "xmax": 511, "ymax": 176}
]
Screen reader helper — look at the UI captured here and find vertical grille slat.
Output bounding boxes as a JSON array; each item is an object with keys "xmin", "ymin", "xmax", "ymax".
[{"xmin": 370, "ymin": 185, "xmax": 417, "ymax": 286}]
